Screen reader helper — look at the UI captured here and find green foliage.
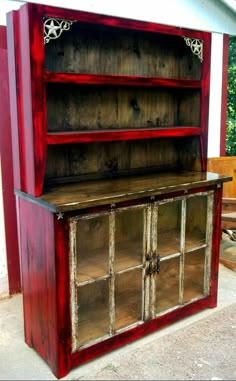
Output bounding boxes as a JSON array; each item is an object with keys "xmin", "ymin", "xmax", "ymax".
[{"xmin": 226, "ymin": 36, "xmax": 236, "ymax": 155}]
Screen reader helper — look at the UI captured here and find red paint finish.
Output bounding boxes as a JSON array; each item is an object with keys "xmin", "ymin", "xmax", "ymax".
[
  {"xmin": 16, "ymin": 186, "xmax": 222, "ymax": 379},
  {"xmin": 17, "ymin": 5, "xmax": 35, "ymax": 195},
  {"xmin": 0, "ymin": 26, "xmax": 7, "ymax": 49},
  {"xmin": 32, "ymin": 3, "xmax": 206, "ymax": 40},
  {"xmin": 46, "ymin": 127, "xmax": 201, "ymax": 145},
  {"xmin": 220, "ymin": 34, "xmax": 229, "ymax": 156},
  {"xmin": 71, "ymin": 295, "xmax": 214, "ymax": 368},
  {"xmin": 17, "ymin": 198, "xmax": 60, "ymax": 372},
  {"xmin": 7, "ymin": 2, "xmax": 212, "ymax": 197},
  {"xmin": 0, "ymin": 28, "xmax": 21, "ymax": 295},
  {"xmin": 45, "ymin": 72, "xmax": 202, "ymax": 88},
  {"xmin": 27, "ymin": 5, "xmax": 47, "ymax": 197},
  {"xmin": 54, "ymin": 217, "xmax": 71, "ymax": 378},
  {"xmin": 7, "ymin": 11, "xmax": 25, "ymax": 191},
  {"xmin": 17, "ymin": 196, "xmax": 72, "ymax": 378},
  {"xmin": 6, "ymin": 3, "xmax": 222, "ymax": 378}
]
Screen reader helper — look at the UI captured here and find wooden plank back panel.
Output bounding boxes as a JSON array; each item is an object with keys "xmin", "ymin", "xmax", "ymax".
[
  {"xmin": 45, "ymin": 22, "xmax": 201, "ymax": 79},
  {"xmin": 46, "ymin": 85, "xmax": 200, "ymax": 131},
  {"xmin": 45, "ymin": 137, "xmax": 202, "ymax": 187}
]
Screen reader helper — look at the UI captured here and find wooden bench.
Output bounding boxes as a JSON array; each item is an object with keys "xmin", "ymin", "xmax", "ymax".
[{"xmin": 208, "ymin": 157, "xmax": 236, "ymax": 229}]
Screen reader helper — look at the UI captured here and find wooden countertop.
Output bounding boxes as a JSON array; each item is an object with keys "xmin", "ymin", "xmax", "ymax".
[{"xmin": 15, "ymin": 171, "xmax": 232, "ymax": 212}]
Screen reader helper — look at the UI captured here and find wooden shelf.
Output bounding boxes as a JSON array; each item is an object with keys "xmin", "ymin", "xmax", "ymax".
[
  {"xmin": 157, "ymin": 230, "xmax": 206, "ymax": 256},
  {"xmin": 15, "ymin": 171, "xmax": 231, "ymax": 212},
  {"xmin": 77, "ymin": 243, "xmax": 143, "ymax": 284},
  {"xmin": 46, "ymin": 127, "xmax": 201, "ymax": 144},
  {"xmin": 45, "ymin": 72, "xmax": 202, "ymax": 88}
]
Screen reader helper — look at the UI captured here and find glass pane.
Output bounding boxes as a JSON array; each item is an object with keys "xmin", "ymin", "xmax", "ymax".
[
  {"xmin": 157, "ymin": 200, "xmax": 181, "ymax": 256},
  {"xmin": 77, "ymin": 280, "xmax": 110, "ymax": 346},
  {"xmin": 115, "ymin": 208, "xmax": 143, "ymax": 272},
  {"xmin": 155, "ymin": 257, "xmax": 180, "ymax": 313},
  {"xmin": 185, "ymin": 196, "xmax": 207, "ymax": 250},
  {"xmin": 115, "ymin": 269, "xmax": 143, "ymax": 330},
  {"xmin": 184, "ymin": 248, "xmax": 205, "ymax": 302},
  {"xmin": 76, "ymin": 215, "xmax": 109, "ymax": 282}
]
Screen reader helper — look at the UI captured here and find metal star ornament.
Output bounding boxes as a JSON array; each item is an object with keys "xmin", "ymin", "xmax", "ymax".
[{"xmin": 44, "ymin": 18, "xmax": 74, "ymax": 44}]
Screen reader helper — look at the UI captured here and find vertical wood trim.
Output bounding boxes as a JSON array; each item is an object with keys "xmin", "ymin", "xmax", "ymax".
[
  {"xmin": 220, "ymin": 34, "xmax": 229, "ymax": 156},
  {"xmin": 143, "ymin": 204, "xmax": 151, "ymax": 320},
  {"xmin": 18, "ymin": 4, "xmax": 47, "ymax": 196},
  {"xmin": 109, "ymin": 211, "xmax": 115, "ymax": 334},
  {"xmin": 150, "ymin": 203, "xmax": 157, "ymax": 319},
  {"xmin": 210, "ymin": 185, "xmax": 223, "ymax": 307},
  {"xmin": 69, "ymin": 219, "xmax": 79, "ymax": 353},
  {"xmin": 179, "ymin": 198, "xmax": 186, "ymax": 304},
  {"xmin": 18, "ymin": 5, "xmax": 35, "ymax": 195},
  {"xmin": 201, "ymin": 33, "xmax": 211, "ymax": 171},
  {"xmin": 204, "ymin": 191, "xmax": 214, "ymax": 295},
  {"xmin": 16, "ymin": 197, "xmax": 32, "ymax": 346},
  {"xmin": 6, "ymin": 12, "xmax": 24, "ymax": 191},
  {"xmin": 54, "ymin": 215, "xmax": 72, "ymax": 378},
  {"xmin": 0, "ymin": 27, "xmax": 21, "ymax": 295},
  {"xmin": 28, "ymin": 3, "xmax": 47, "ymax": 196}
]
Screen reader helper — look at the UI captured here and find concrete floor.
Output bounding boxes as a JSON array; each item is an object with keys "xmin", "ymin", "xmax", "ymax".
[{"xmin": 0, "ymin": 264, "xmax": 236, "ymax": 380}]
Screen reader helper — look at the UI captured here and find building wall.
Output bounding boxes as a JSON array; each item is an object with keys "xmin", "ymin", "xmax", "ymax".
[
  {"xmin": 0, "ymin": 162, "xmax": 8, "ymax": 298},
  {"xmin": 0, "ymin": 0, "xmax": 235, "ymax": 296}
]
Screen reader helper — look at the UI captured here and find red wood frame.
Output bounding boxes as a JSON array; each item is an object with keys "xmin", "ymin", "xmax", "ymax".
[
  {"xmin": 17, "ymin": 184, "xmax": 223, "ymax": 378},
  {"xmin": 0, "ymin": 26, "xmax": 21, "ymax": 295},
  {"xmin": 220, "ymin": 34, "xmax": 229, "ymax": 156},
  {"xmin": 7, "ymin": 2, "xmax": 211, "ymax": 197}
]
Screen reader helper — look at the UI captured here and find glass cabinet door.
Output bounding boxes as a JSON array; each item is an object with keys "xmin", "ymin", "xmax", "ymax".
[
  {"xmin": 114, "ymin": 207, "xmax": 144, "ymax": 331},
  {"xmin": 153, "ymin": 199, "xmax": 182, "ymax": 316},
  {"xmin": 156, "ymin": 199, "xmax": 182, "ymax": 257},
  {"xmin": 153, "ymin": 191, "xmax": 213, "ymax": 316},
  {"xmin": 69, "ymin": 191, "xmax": 214, "ymax": 351},
  {"xmin": 70, "ymin": 213, "xmax": 111, "ymax": 351},
  {"xmin": 183, "ymin": 193, "xmax": 213, "ymax": 302},
  {"xmin": 70, "ymin": 205, "xmax": 147, "ymax": 351}
]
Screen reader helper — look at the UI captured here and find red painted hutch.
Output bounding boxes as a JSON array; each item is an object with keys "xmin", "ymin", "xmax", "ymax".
[{"xmin": 7, "ymin": 2, "xmax": 231, "ymax": 378}]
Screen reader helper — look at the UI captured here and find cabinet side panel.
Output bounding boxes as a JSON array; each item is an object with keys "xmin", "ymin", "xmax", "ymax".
[
  {"xmin": 17, "ymin": 197, "xmax": 58, "ymax": 369},
  {"xmin": 209, "ymin": 185, "xmax": 223, "ymax": 307}
]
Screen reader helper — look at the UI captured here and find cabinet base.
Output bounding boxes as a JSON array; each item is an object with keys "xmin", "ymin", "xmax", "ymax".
[{"xmin": 39, "ymin": 295, "xmax": 216, "ymax": 379}]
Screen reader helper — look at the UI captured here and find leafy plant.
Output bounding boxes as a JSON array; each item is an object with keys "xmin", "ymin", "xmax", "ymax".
[{"xmin": 226, "ymin": 36, "xmax": 236, "ymax": 155}]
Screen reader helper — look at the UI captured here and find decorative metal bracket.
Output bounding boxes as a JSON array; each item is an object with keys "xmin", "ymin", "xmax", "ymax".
[
  {"xmin": 44, "ymin": 17, "xmax": 74, "ymax": 44},
  {"xmin": 183, "ymin": 37, "xmax": 203, "ymax": 62}
]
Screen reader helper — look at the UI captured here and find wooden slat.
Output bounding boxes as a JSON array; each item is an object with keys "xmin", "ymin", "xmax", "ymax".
[
  {"xmin": 45, "ymin": 72, "xmax": 202, "ymax": 88},
  {"xmin": 221, "ymin": 212, "xmax": 236, "ymax": 222},
  {"xmin": 46, "ymin": 127, "xmax": 201, "ymax": 144}
]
